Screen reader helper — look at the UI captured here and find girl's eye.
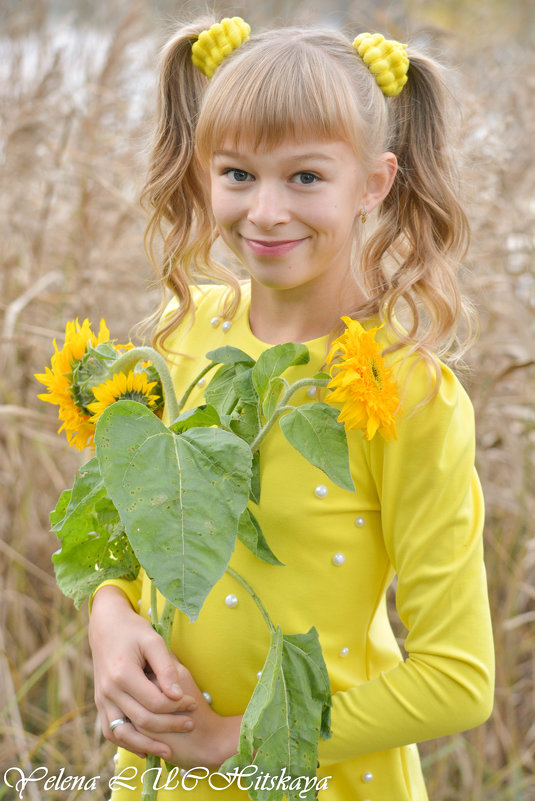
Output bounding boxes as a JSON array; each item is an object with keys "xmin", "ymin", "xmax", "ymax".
[
  {"xmin": 293, "ymin": 172, "xmax": 319, "ymax": 185},
  {"xmin": 224, "ymin": 169, "xmax": 253, "ymax": 183}
]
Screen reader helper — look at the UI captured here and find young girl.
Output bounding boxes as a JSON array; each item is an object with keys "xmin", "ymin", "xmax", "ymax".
[{"xmin": 88, "ymin": 15, "xmax": 494, "ymax": 800}]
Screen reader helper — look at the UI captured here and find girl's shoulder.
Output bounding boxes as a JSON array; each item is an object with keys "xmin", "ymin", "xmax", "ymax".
[{"xmin": 375, "ymin": 321, "xmax": 474, "ymax": 426}]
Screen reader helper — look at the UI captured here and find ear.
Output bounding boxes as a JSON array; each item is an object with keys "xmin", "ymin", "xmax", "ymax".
[{"xmin": 362, "ymin": 152, "xmax": 397, "ymax": 212}]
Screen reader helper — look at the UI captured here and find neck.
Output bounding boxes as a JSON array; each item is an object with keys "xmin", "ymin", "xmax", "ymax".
[{"xmin": 248, "ymin": 276, "xmax": 367, "ymax": 345}]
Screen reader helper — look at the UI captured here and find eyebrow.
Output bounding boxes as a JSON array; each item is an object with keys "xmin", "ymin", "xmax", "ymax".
[{"xmin": 212, "ymin": 149, "xmax": 336, "ymax": 162}]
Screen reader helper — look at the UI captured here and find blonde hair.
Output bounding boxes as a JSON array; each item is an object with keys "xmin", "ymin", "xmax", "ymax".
[{"xmin": 142, "ymin": 16, "xmax": 473, "ymax": 377}]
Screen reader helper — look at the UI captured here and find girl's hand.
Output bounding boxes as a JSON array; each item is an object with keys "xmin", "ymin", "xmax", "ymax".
[
  {"xmin": 141, "ymin": 663, "xmax": 243, "ymax": 770},
  {"xmin": 88, "ymin": 585, "xmax": 197, "ymax": 760}
]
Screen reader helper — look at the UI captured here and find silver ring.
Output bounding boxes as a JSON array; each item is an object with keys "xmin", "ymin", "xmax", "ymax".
[{"xmin": 109, "ymin": 717, "xmax": 129, "ymax": 732}]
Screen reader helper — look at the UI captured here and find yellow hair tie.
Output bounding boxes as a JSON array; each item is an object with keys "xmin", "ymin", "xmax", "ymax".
[
  {"xmin": 192, "ymin": 17, "xmax": 251, "ymax": 78},
  {"xmin": 353, "ymin": 33, "xmax": 409, "ymax": 97}
]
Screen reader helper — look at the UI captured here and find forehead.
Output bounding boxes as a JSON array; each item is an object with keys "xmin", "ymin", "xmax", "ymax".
[
  {"xmin": 210, "ymin": 138, "xmax": 359, "ymax": 165},
  {"xmin": 195, "ymin": 69, "xmax": 363, "ymax": 165}
]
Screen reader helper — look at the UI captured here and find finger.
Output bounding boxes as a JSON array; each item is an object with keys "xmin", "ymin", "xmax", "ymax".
[
  {"xmin": 110, "ymin": 663, "xmax": 195, "ymax": 716},
  {"xmin": 116, "ymin": 694, "xmax": 196, "ymax": 735},
  {"xmin": 104, "ymin": 708, "xmax": 174, "ymax": 760},
  {"xmin": 143, "ymin": 668, "xmax": 197, "ymax": 713},
  {"xmin": 97, "ymin": 676, "xmax": 196, "ymax": 739},
  {"xmin": 110, "ymin": 720, "xmax": 173, "ymax": 760},
  {"xmin": 141, "ymin": 634, "xmax": 188, "ymax": 701}
]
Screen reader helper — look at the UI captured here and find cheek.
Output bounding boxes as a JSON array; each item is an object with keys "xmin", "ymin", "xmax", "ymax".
[
  {"xmin": 311, "ymin": 204, "xmax": 343, "ymax": 238},
  {"xmin": 210, "ymin": 190, "xmax": 241, "ymax": 231},
  {"xmin": 209, "ymin": 188, "xmax": 224, "ymax": 224}
]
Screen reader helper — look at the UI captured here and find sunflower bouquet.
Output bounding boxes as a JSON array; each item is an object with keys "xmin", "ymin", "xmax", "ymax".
[
  {"xmin": 36, "ymin": 316, "xmax": 399, "ymax": 801},
  {"xmin": 35, "ymin": 319, "xmax": 164, "ymax": 450}
]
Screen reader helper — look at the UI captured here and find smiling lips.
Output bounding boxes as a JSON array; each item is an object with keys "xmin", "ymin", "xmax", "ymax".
[{"xmin": 243, "ymin": 237, "xmax": 306, "ymax": 257}]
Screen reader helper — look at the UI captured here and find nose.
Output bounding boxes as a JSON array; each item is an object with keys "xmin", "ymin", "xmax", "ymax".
[{"xmin": 246, "ymin": 181, "xmax": 290, "ymax": 230}]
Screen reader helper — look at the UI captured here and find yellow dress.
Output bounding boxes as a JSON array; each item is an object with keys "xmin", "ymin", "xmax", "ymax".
[{"xmin": 104, "ymin": 282, "xmax": 494, "ymax": 800}]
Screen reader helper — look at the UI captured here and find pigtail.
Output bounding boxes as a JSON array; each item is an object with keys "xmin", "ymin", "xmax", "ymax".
[
  {"xmin": 141, "ymin": 17, "xmax": 241, "ymax": 353},
  {"xmin": 362, "ymin": 51, "xmax": 474, "ymax": 372}
]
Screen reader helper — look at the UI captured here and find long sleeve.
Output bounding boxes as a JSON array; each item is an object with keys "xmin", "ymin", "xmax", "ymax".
[
  {"xmin": 89, "ymin": 563, "xmax": 144, "ymax": 613},
  {"xmin": 318, "ymin": 359, "xmax": 494, "ymax": 765}
]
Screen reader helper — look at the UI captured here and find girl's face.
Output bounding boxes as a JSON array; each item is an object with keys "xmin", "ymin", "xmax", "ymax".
[{"xmin": 209, "ymin": 139, "xmax": 370, "ymax": 297}]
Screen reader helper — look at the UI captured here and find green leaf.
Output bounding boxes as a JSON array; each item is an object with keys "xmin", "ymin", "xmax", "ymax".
[
  {"xmin": 95, "ymin": 400, "xmax": 253, "ymax": 621},
  {"xmin": 50, "ymin": 489, "xmax": 70, "ymax": 530},
  {"xmin": 230, "ymin": 402, "xmax": 262, "ymax": 445},
  {"xmin": 233, "ymin": 367, "xmax": 258, "ymax": 405},
  {"xmin": 222, "ymin": 626, "xmax": 283, "ymax": 769},
  {"xmin": 205, "ymin": 362, "xmax": 250, "ymax": 417},
  {"xmin": 283, "ymin": 631, "xmax": 332, "ymax": 743},
  {"xmin": 237, "ymin": 508, "xmax": 284, "ymax": 566},
  {"xmin": 279, "ymin": 403, "xmax": 355, "ymax": 492},
  {"xmin": 221, "ymin": 626, "xmax": 331, "ymax": 801},
  {"xmin": 51, "ymin": 456, "xmax": 103, "ymax": 529},
  {"xmin": 170, "ymin": 404, "xmax": 221, "ymax": 433},
  {"xmin": 226, "ymin": 370, "xmax": 261, "ymax": 444},
  {"xmin": 262, "ymin": 376, "xmax": 287, "ymax": 420},
  {"xmin": 250, "ymin": 452, "xmax": 261, "ymax": 504},
  {"xmin": 252, "ymin": 343, "xmax": 310, "ymax": 399},
  {"xmin": 50, "ymin": 458, "xmax": 139, "ymax": 608},
  {"xmin": 206, "ymin": 346, "xmax": 255, "ymax": 366}
]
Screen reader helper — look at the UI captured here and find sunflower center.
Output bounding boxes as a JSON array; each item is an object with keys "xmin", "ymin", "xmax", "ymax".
[{"xmin": 117, "ymin": 390, "xmax": 153, "ymax": 405}]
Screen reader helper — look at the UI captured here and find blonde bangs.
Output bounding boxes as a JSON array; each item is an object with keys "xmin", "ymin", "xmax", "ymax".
[{"xmin": 195, "ymin": 30, "xmax": 377, "ymax": 161}]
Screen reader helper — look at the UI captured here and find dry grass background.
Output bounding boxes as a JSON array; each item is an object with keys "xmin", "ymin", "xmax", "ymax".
[{"xmin": 1, "ymin": 1, "xmax": 534, "ymax": 799}]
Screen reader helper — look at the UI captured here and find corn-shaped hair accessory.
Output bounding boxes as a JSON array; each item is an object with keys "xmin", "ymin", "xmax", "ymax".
[
  {"xmin": 353, "ymin": 33, "xmax": 409, "ymax": 97},
  {"xmin": 192, "ymin": 17, "xmax": 251, "ymax": 78}
]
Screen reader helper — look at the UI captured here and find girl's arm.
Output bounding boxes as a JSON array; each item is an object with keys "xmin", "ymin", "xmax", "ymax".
[
  {"xmin": 319, "ymin": 359, "xmax": 494, "ymax": 765},
  {"xmin": 89, "ymin": 585, "xmax": 197, "ymax": 760}
]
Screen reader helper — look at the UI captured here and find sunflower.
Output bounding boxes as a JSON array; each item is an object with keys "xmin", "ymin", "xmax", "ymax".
[
  {"xmin": 35, "ymin": 319, "xmax": 111, "ymax": 450},
  {"xmin": 326, "ymin": 316, "xmax": 401, "ymax": 441},
  {"xmin": 88, "ymin": 370, "xmax": 160, "ymax": 423}
]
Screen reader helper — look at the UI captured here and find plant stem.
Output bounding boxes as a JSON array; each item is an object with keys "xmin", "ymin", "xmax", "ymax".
[
  {"xmin": 141, "ymin": 762, "xmax": 160, "ymax": 801},
  {"xmin": 157, "ymin": 598, "xmax": 177, "ymax": 641},
  {"xmin": 112, "ymin": 346, "xmax": 180, "ymax": 423},
  {"xmin": 176, "ymin": 361, "xmax": 219, "ymax": 413},
  {"xmin": 249, "ymin": 405, "xmax": 293, "ymax": 453},
  {"xmin": 250, "ymin": 377, "xmax": 329, "ymax": 453},
  {"xmin": 141, "ymin": 592, "xmax": 176, "ymax": 801},
  {"xmin": 150, "ymin": 582, "xmax": 158, "ymax": 628},
  {"xmin": 226, "ymin": 566, "xmax": 275, "ymax": 633}
]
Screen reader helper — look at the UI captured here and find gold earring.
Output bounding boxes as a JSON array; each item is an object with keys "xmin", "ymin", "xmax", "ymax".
[{"xmin": 360, "ymin": 208, "xmax": 368, "ymax": 224}]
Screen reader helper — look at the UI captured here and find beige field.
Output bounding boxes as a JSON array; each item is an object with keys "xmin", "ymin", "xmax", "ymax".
[{"xmin": 1, "ymin": 1, "xmax": 534, "ymax": 799}]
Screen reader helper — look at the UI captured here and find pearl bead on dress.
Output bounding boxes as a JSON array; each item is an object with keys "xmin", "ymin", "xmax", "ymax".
[
  {"xmin": 225, "ymin": 593, "xmax": 238, "ymax": 608},
  {"xmin": 332, "ymin": 553, "xmax": 346, "ymax": 566},
  {"xmin": 355, "ymin": 516, "xmax": 365, "ymax": 527},
  {"xmin": 210, "ymin": 317, "xmax": 220, "ymax": 327},
  {"xmin": 314, "ymin": 485, "xmax": 328, "ymax": 499},
  {"xmin": 222, "ymin": 320, "xmax": 232, "ymax": 332},
  {"xmin": 339, "ymin": 647, "xmax": 349, "ymax": 657}
]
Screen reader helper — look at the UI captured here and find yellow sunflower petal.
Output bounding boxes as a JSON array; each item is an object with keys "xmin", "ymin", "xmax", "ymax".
[
  {"xmin": 326, "ymin": 317, "xmax": 401, "ymax": 441},
  {"xmin": 35, "ymin": 318, "xmax": 113, "ymax": 450},
  {"xmin": 88, "ymin": 370, "xmax": 160, "ymax": 423}
]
